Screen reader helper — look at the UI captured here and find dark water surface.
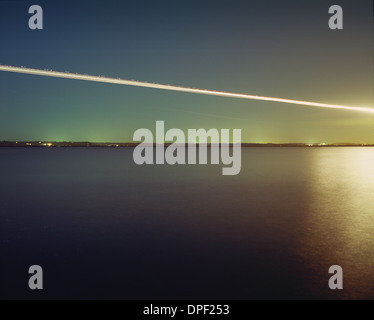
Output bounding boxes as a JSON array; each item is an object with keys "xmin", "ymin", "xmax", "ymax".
[{"xmin": 1, "ymin": 147, "xmax": 374, "ymax": 299}]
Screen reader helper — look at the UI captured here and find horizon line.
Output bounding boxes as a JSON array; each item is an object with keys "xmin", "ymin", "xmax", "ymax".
[{"xmin": 1, "ymin": 141, "xmax": 374, "ymax": 146}]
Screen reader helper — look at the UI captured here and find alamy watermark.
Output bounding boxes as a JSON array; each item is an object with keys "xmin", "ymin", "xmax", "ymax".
[
  {"xmin": 133, "ymin": 121, "xmax": 242, "ymax": 176},
  {"xmin": 329, "ymin": 265, "xmax": 343, "ymax": 290},
  {"xmin": 28, "ymin": 5, "xmax": 43, "ymax": 30},
  {"xmin": 27, "ymin": 4, "xmax": 343, "ymax": 31},
  {"xmin": 28, "ymin": 265, "xmax": 43, "ymax": 290}
]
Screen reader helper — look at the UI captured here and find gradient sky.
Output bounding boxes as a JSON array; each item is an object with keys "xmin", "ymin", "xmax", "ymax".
[{"xmin": 0, "ymin": 0, "xmax": 373, "ymax": 143}]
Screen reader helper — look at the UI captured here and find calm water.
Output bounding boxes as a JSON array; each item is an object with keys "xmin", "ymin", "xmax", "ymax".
[{"xmin": 1, "ymin": 147, "xmax": 374, "ymax": 299}]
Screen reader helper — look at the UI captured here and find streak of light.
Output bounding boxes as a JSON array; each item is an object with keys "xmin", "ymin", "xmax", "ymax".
[{"xmin": 1, "ymin": 65, "xmax": 373, "ymax": 113}]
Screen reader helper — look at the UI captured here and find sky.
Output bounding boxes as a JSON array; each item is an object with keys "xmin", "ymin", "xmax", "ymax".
[{"xmin": 0, "ymin": 0, "xmax": 373, "ymax": 143}]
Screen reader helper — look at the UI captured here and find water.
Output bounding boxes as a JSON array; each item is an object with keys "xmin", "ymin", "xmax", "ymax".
[{"xmin": 1, "ymin": 147, "xmax": 374, "ymax": 299}]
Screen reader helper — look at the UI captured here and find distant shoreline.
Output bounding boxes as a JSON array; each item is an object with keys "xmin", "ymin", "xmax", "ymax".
[{"xmin": 0, "ymin": 142, "xmax": 373, "ymax": 148}]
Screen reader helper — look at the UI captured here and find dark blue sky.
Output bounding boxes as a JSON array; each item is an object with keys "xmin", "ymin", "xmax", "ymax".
[{"xmin": 0, "ymin": 0, "xmax": 373, "ymax": 142}]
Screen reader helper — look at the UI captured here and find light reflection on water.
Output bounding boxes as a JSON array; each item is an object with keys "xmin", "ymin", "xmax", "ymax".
[
  {"xmin": 0, "ymin": 147, "xmax": 373, "ymax": 299},
  {"xmin": 300, "ymin": 148, "xmax": 374, "ymax": 299}
]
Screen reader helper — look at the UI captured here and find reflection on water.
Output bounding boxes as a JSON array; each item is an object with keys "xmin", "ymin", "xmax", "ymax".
[
  {"xmin": 0, "ymin": 147, "xmax": 373, "ymax": 299},
  {"xmin": 300, "ymin": 148, "xmax": 374, "ymax": 299}
]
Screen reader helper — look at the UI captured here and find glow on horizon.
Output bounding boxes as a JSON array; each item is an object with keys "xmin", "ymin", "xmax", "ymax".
[{"xmin": 1, "ymin": 64, "xmax": 374, "ymax": 114}]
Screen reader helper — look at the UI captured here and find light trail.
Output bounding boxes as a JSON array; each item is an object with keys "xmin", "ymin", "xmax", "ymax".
[{"xmin": 1, "ymin": 64, "xmax": 373, "ymax": 114}]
